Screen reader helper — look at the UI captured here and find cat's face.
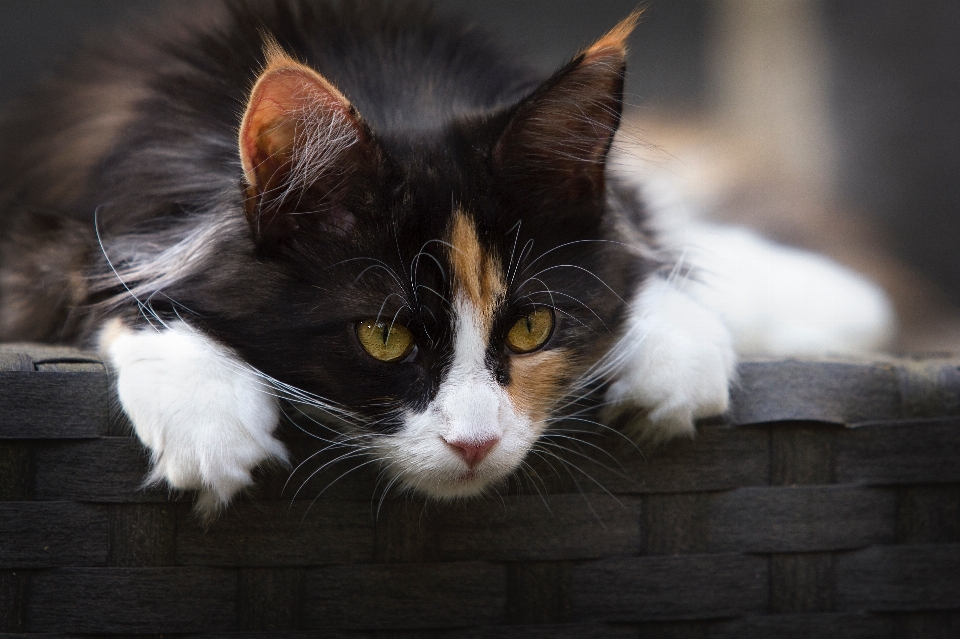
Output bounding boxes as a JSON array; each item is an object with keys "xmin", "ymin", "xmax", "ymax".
[
  {"xmin": 221, "ymin": 16, "xmax": 644, "ymax": 498},
  {"xmin": 343, "ymin": 204, "xmax": 633, "ymax": 498}
]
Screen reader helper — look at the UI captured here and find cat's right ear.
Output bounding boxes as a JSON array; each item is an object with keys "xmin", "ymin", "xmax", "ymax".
[
  {"xmin": 492, "ymin": 10, "xmax": 640, "ymax": 208},
  {"xmin": 239, "ymin": 41, "xmax": 372, "ymax": 244}
]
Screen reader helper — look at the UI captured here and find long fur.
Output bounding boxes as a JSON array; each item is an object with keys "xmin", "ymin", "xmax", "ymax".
[{"xmin": 0, "ymin": 0, "xmax": 732, "ymax": 512}]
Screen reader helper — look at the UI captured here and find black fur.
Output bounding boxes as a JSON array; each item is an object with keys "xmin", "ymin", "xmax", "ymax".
[{"xmin": 0, "ymin": 0, "xmax": 654, "ymax": 433}]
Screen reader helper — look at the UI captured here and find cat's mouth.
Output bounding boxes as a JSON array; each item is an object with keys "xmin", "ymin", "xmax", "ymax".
[
  {"xmin": 431, "ymin": 466, "xmax": 504, "ymax": 498},
  {"xmin": 383, "ymin": 445, "xmax": 522, "ymax": 500}
]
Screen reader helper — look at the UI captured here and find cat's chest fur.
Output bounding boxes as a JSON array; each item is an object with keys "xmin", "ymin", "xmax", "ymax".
[{"xmin": 0, "ymin": 0, "xmax": 889, "ymax": 517}]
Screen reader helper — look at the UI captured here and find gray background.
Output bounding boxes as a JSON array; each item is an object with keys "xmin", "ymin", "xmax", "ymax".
[{"xmin": 1, "ymin": 0, "xmax": 958, "ymax": 309}]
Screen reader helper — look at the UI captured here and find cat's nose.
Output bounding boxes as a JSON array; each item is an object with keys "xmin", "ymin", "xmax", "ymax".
[{"xmin": 444, "ymin": 436, "xmax": 500, "ymax": 468}]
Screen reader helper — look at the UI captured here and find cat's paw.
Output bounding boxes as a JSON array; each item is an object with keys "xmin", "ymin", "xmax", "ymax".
[
  {"xmin": 100, "ymin": 320, "xmax": 286, "ymax": 517},
  {"xmin": 604, "ymin": 277, "xmax": 736, "ymax": 443}
]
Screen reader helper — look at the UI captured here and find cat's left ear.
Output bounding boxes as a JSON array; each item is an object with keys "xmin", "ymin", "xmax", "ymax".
[
  {"xmin": 493, "ymin": 10, "xmax": 640, "ymax": 204},
  {"xmin": 239, "ymin": 40, "xmax": 373, "ymax": 244}
]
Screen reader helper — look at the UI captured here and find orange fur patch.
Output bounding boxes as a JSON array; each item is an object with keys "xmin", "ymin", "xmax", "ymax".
[
  {"xmin": 506, "ymin": 349, "xmax": 570, "ymax": 424},
  {"xmin": 583, "ymin": 7, "xmax": 643, "ymax": 58},
  {"xmin": 448, "ymin": 211, "xmax": 505, "ymax": 328}
]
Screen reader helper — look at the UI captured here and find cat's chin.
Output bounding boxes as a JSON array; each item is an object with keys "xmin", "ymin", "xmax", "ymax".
[{"xmin": 398, "ymin": 466, "xmax": 511, "ymax": 501}]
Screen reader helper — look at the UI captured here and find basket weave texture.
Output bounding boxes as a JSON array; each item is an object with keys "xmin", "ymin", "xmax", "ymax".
[{"xmin": 1, "ymin": 344, "xmax": 959, "ymax": 636}]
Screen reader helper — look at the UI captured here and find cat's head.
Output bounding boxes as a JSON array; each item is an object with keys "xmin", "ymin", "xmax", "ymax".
[{"xmin": 230, "ymin": 12, "xmax": 647, "ymax": 498}]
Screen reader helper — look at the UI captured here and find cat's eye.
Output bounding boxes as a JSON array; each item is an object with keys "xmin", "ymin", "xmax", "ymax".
[
  {"xmin": 506, "ymin": 308, "xmax": 554, "ymax": 354},
  {"xmin": 356, "ymin": 320, "xmax": 416, "ymax": 362}
]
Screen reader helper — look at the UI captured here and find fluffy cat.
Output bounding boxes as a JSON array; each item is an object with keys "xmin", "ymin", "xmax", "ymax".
[{"xmin": 0, "ymin": 0, "xmax": 891, "ymax": 515}]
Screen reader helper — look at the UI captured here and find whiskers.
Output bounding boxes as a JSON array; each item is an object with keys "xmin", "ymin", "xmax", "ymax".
[{"xmin": 529, "ymin": 410, "xmax": 642, "ymax": 501}]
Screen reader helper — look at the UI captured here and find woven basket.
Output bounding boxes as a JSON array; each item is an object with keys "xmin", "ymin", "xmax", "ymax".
[{"xmin": 1, "ymin": 344, "xmax": 959, "ymax": 636}]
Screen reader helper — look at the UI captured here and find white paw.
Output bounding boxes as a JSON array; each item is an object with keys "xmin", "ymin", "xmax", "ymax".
[
  {"xmin": 604, "ymin": 277, "xmax": 736, "ymax": 443},
  {"xmin": 100, "ymin": 320, "xmax": 285, "ymax": 516}
]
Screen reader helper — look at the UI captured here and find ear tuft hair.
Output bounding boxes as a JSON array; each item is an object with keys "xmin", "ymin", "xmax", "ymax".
[
  {"xmin": 260, "ymin": 33, "xmax": 295, "ymax": 70},
  {"xmin": 583, "ymin": 7, "xmax": 643, "ymax": 59}
]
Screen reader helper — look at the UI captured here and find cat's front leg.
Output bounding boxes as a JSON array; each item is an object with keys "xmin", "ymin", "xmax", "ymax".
[
  {"xmin": 604, "ymin": 276, "xmax": 736, "ymax": 442},
  {"xmin": 99, "ymin": 319, "xmax": 286, "ymax": 516}
]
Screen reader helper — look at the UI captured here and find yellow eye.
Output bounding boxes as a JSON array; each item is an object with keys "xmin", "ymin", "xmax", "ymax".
[
  {"xmin": 506, "ymin": 308, "xmax": 554, "ymax": 354},
  {"xmin": 356, "ymin": 320, "xmax": 415, "ymax": 362}
]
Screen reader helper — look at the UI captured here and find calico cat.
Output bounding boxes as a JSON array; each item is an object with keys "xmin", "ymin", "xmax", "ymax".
[{"xmin": 0, "ymin": 0, "xmax": 888, "ymax": 515}]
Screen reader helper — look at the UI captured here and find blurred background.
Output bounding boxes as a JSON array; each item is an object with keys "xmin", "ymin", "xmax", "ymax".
[{"xmin": 1, "ymin": 0, "xmax": 959, "ymax": 352}]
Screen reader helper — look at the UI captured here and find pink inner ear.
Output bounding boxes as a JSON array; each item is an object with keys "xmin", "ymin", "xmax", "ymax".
[
  {"xmin": 239, "ymin": 47, "xmax": 361, "ymax": 189},
  {"xmin": 238, "ymin": 52, "xmax": 366, "ymax": 240},
  {"xmin": 240, "ymin": 69, "xmax": 322, "ymax": 193}
]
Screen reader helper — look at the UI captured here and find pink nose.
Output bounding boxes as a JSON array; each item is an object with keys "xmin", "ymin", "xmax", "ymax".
[{"xmin": 444, "ymin": 437, "xmax": 500, "ymax": 468}]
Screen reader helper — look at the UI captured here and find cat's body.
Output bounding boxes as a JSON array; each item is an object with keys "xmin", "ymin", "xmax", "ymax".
[{"xmin": 0, "ymin": 0, "xmax": 889, "ymax": 515}]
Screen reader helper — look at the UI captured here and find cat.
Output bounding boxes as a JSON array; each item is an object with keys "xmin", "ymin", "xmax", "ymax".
[{"xmin": 0, "ymin": 0, "xmax": 892, "ymax": 516}]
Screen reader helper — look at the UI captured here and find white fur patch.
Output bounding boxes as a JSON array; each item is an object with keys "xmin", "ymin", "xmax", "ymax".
[
  {"xmin": 677, "ymin": 223, "xmax": 896, "ymax": 356},
  {"xmin": 605, "ymin": 276, "xmax": 737, "ymax": 442},
  {"xmin": 99, "ymin": 320, "xmax": 285, "ymax": 516},
  {"xmin": 633, "ymin": 161, "xmax": 896, "ymax": 356},
  {"xmin": 378, "ymin": 297, "xmax": 535, "ymax": 498},
  {"xmin": 604, "ymin": 219, "xmax": 894, "ymax": 443}
]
